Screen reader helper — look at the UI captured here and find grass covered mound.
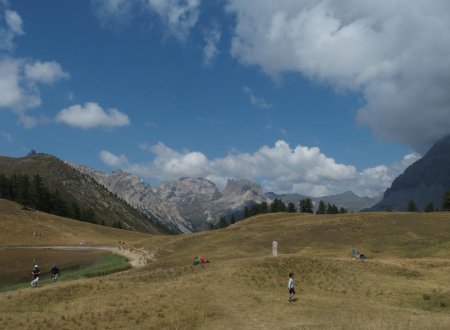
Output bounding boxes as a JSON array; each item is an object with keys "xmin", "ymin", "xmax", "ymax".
[{"xmin": 1, "ymin": 211, "xmax": 450, "ymax": 329}]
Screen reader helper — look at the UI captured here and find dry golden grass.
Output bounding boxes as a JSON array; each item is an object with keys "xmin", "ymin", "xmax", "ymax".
[
  {"xmin": 0, "ymin": 199, "xmax": 150, "ymax": 246},
  {"xmin": 1, "ymin": 199, "xmax": 450, "ymax": 329}
]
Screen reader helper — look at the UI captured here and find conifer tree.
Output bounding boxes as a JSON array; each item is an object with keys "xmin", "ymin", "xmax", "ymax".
[
  {"xmin": 243, "ymin": 206, "xmax": 250, "ymax": 218},
  {"xmin": 424, "ymin": 202, "xmax": 434, "ymax": 212},
  {"xmin": 442, "ymin": 191, "xmax": 450, "ymax": 211},
  {"xmin": 316, "ymin": 200, "xmax": 326, "ymax": 214},
  {"xmin": 218, "ymin": 216, "xmax": 228, "ymax": 228},
  {"xmin": 407, "ymin": 199, "xmax": 418, "ymax": 212},
  {"xmin": 260, "ymin": 202, "xmax": 269, "ymax": 214},
  {"xmin": 287, "ymin": 202, "xmax": 296, "ymax": 213}
]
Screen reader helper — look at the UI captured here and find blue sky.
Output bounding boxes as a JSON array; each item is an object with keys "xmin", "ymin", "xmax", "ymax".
[{"xmin": 1, "ymin": 0, "xmax": 449, "ymax": 197}]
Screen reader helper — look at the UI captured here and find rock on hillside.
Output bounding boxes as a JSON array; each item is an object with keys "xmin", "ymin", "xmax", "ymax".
[
  {"xmin": 370, "ymin": 134, "xmax": 450, "ymax": 211},
  {"xmin": 0, "ymin": 153, "xmax": 161, "ymax": 233},
  {"xmin": 70, "ymin": 165, "xmax": 192, "ymax": 234}
]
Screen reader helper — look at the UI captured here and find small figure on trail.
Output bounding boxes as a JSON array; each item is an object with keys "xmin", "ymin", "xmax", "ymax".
[
  {"xmin": 193, "ymin": 256, "xmax": 210, "ymax": 266},
  {"xmin": 352, "ymin": 248, "xmax": 368, "ymax": 260},
  {"xmin": 31, "ymin": 265, "xmax": 40, "ymax": 288},
  {"xmin": 288, "ymin": 272, "xmax": 295, "ymax": 302},
  {"xmin": 50, "ymin": 264, "xmax": 60, "ymax": 282}
]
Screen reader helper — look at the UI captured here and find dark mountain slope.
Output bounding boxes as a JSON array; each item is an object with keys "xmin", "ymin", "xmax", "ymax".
[
  {"xmin": 370, "ymin": 134, "xmax": 450, "ymax": 211},
  {"xmin": 0, "ymin": 153, "xmax": 164, "ymax": 234}
]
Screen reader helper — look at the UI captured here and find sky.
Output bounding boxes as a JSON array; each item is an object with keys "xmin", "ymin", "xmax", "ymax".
[{"xmin": 1, "ymin": 0, "xmax": 449, "ymax": 198}]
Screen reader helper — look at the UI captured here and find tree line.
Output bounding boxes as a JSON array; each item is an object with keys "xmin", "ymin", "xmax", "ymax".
[
  {"xmin": 405, "ymin": 191, "xmax": 450, "ymax": 212},
  {"xmin": 214, "ymin": 197, "xmax": 348, "ymax": 229},
  {"xmin": 243, "ymin": 198, "xmax": 347, "ymax": 218},
  {"xmin": 0, "ymin": 173, "xmax": 97, "ymax": 224}
]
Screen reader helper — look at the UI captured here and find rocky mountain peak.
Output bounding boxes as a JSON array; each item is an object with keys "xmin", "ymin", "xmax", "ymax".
[
  {"xmin": 69, "ymin": 164, "xmax": 193, "ymax": 233},
  {"xmin": 158, "ymin": 177, "xmax": 222, "ymax": 201},
  {"xmin": 223, "ymin": 178, "xmax": 263, "ymax": 197}
]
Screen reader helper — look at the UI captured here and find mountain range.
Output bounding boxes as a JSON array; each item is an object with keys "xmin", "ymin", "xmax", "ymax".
[
  {"xmin": 69, "ymin": 164, "xmax": 378, "ymax": 231},
  {"xmin": 6, "ymin": 132, "xmax": 449, "ymax": 234}
]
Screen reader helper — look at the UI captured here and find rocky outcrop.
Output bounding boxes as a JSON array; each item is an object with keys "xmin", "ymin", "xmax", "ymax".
[{"xmin": 70, "ymin": 165, "xmax": 192, "ymax": 233}]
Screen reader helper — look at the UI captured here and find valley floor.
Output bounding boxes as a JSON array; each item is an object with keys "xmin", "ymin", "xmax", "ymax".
[{"xmin": 1, "ymin": 211, "xmax": 450, "ymax": 329}]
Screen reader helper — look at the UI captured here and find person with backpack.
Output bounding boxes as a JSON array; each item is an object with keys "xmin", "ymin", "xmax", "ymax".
[
  {"xmin": 50, "ymin": 264, "xmax": 60, "ymax": 282},
  {"xmin": 31, "ymin": 265, "xmax": 40, "ymax": 288},
  {"xmin": 288, "ymin": 272, "xmax": 295, "ymax": 302}
]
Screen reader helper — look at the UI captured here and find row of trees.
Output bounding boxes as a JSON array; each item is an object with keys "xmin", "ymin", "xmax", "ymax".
[
  {"xmin": 406, "ymin": 191, "xmax": 450, "ymax": 212},
  {"xmin": 0, "ymin": 173, "xmax": 97, "ymax": 224},
  {"xmin": 214, "ymin": 197, "xmax": 348, "ymax": 229},
  {"xmin": 215, "ymin": 191, "xmax": 450, "ymax": 230},
  {"xmin": 243, "ymin": 198, "xmax": 348, "ymax": 218}
]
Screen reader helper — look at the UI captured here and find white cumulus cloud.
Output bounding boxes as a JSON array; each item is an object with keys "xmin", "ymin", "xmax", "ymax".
[
  {"xmin": 101, "ymin": 140, "xmax": 419, "ymax": 197},
  {"xmin": 56, "ymin": 102, "xmax": 131, "ymax": 129},
  {"xmin": 227, "ymin": 0, "xmax": 450, "ymax": 152},
  {"xmin": 0, "ymin": 57, "xmax": 68, "ymax": 125},
  {"xmin": 99, "ymin": 150, "xmax": 129, "ymax": 167},
  {"xmin": 24, "ymin": 61, "xmax": 69, "ymax": 84},
  {"xmin": 0, "ymin": 5, "xmax": 69, "ymax": 127},
  {"xmin": 0, "ymin": 8, "xmax": 24, "ymax": 51}
]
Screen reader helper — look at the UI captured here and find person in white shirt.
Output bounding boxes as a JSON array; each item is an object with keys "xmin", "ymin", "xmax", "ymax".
[{"xmin": 288, "ymin": 272, "xmax": 295, "ymax": 302}]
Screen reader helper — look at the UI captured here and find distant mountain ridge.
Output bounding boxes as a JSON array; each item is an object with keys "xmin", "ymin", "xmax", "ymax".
[
  {"xmin": 1, "ymin": 152, "xmax": 381, "ymax": 234},
  {"xmin": 369, "ymin": 134, "xmax": 450, "ymax": 211},
  {"xmin": 69, "ymin": 165, "xmax": 193, "ymax": 233},
  {"xmin": 156, "ymin": 177, "xmax": 269, "ymax": 230},
  {"xmin": 72, "ymin": 163, "xmax": 377, "ymax": 231}
]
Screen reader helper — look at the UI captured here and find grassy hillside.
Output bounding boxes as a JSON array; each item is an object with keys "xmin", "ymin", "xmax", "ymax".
[
  {"xmin": 1, "ymin": 206, "xmax": 450, "ymax": 329},
  {"xmin": 0, "ymin": 199, "xmax": 150, "ymax": 246},
  {"xmin": 0, "ymin": 153, "xmax": 163, "ymax": 233}
]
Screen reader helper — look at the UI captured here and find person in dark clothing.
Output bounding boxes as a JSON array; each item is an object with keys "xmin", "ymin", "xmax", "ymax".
[
  {"xmin": 31, "ymin": 265, "xmax": 40, "ymax": 287},
  {"xmin": 50, "ymin": 264, "xmax": 60, "ymax": 282}
]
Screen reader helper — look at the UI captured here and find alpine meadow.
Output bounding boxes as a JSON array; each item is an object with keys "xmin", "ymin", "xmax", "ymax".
[{"xmin": 1, "ymin": 1, "xmax": 450, "ymax": 329}]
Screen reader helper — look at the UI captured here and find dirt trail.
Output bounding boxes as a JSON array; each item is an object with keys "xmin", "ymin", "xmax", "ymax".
[{"xmin": 0, "ymin": 245, "xmax": 155, "ymax": 268}]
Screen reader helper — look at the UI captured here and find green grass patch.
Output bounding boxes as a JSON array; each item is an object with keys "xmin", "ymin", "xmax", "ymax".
[{"xmin": 0, "ymin": 253, "xmax": 130, "ymax": 293}]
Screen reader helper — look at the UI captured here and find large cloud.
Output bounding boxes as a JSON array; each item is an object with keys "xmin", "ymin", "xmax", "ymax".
[
  {"xmin": 226, "ymin": 0, "xmax": 450, "ymax": 152},
  {"xmin": 56, "ymin": 102, "xmax": 130, "ymax": 129},
  {"xmin": 0, "ymin": 57, "xmax": 69, "ymax": 127},
  {"xmin": 101, "ymin": 140, "xmax": 420, "ymax": 197}
]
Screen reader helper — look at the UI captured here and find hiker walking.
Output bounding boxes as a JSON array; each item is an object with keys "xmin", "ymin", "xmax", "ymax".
[
  {"xmin": 288, "ymin": 272, "xmax": 295, "ymax": 302},
  {"xmin": 31, "ymin": 265, "xmax": 40, "ymax": 288},
  {"xmin": 50, "ymin": 264, "xmax": 60, "ymax": 282}
]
